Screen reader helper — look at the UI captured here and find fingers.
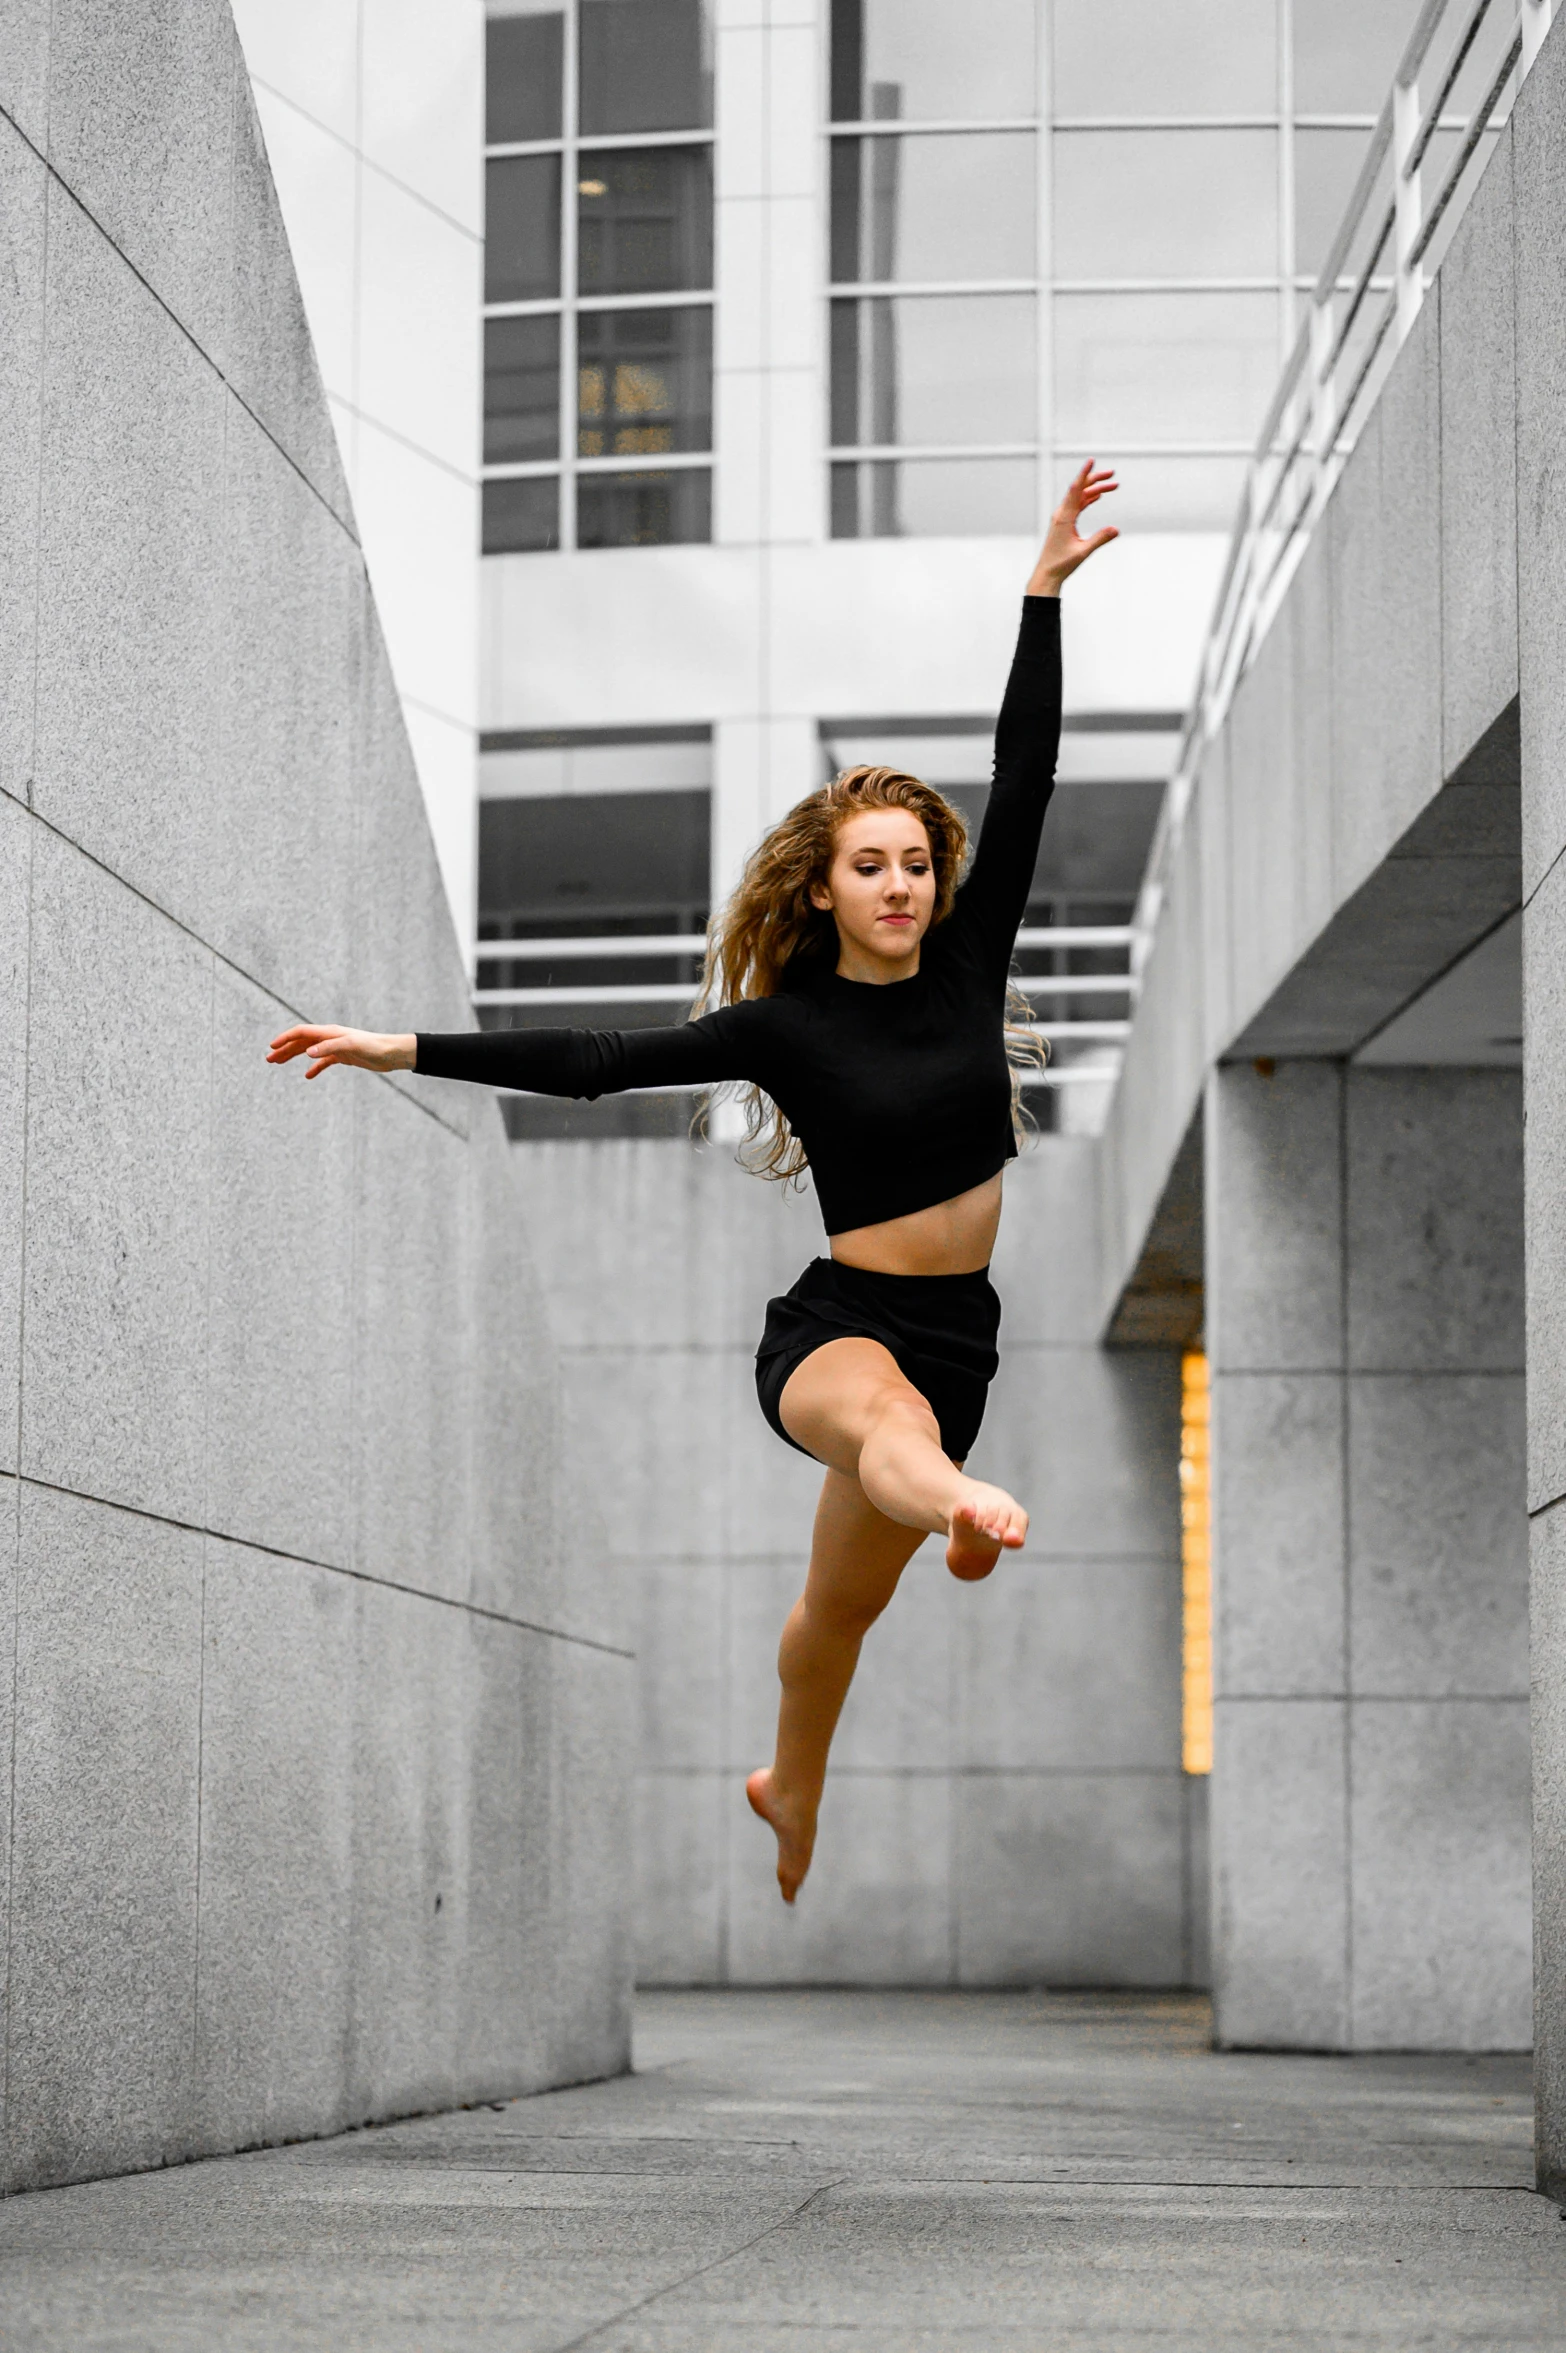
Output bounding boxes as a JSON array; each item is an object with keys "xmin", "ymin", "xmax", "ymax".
[
  {"xmin": 267, "ymin": 1023, "xmax": 343, "ymax": 1064},
  {"xmin": 1083, "ymin": 524, "xmax": 1119, "ymax": 555}
]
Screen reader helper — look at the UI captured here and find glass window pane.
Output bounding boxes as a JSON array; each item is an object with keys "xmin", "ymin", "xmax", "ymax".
[
  {"xmin": 830, "ymin": 456, "xmax": 1035, "ymax": 539},
  {"xmin": 830, "ymin": 294, "xmax": 1036, "ymax": 448},
  {"xmin": 577, "ymin": 307, "xmax": 712, "ymax": 457},
  {"xmin": 580, "ymin": 0, "xmax": 713, "ymax": 134},
  {"xmin": 1294, "ymin": 0, "xmax": 1424, "ymax": 114},
  {"xmin": 578, "ymin": 147, "xmax": 713, "ymax": 295},
  {"xmin": 485, "ymin": 3, "xmax": 564, "ymax": 144},
  {"xmin": 1054, "ymin": 131, "xmax": 1278, "ymax": 281},
  {"xmin": 484, "ymin": 315, "xmax": 560, "ymax": 463},
  {"xmin": 831, "ymin": 0, "xmax": 1036, "ymax": 123},
  {"xmin": 483, "ymin": 476, "xmax": 560, "ymax": 553},
  {"xmin": 577, "ymin": 468, "xmax": 712, "ymax": 548},
  {"xmin": 1294, "ymin": 126, "xmax": 1375, "ymax": 277},
  {"xmin": 1054, "ymin": 0, "xmax": 1277, "ymax": 116},
  {"xmin": 1054, "ymin": 290, "xmax": 1280, "ymax": 443},
  {"xmin": 480, "ymin": 789, "xmax": 710, "ymax": 934},
  {"xmin": 1070, "ymin": 453, "xmax": 1248, "ymax": 532},
  {"xmin": 830, "ymin": 133, "xmax": 1035, "ymax": 285},
  {"xmin": 485, "ymin": 153, "xmax": 561, "ymax": 300}
]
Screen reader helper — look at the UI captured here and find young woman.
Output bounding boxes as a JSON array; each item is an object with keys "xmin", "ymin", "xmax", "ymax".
[{"xmin": 269, "ymin": 463, "xmax": 1118, "ymax": 1903}]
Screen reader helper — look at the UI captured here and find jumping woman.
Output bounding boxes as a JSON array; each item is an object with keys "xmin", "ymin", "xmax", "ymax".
[{"xmin": 268, "ymin": 463, "xmax": 1118, "ymax": 1903}]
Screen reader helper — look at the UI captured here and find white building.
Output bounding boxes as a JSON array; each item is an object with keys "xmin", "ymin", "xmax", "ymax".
[
  {"xmin": 230, "ymin": 0, "xmax": 484, "ymax": 953},
  {"xmin": 475, "ymin": 0, "xmax": 1430, "ymax": 1136}
]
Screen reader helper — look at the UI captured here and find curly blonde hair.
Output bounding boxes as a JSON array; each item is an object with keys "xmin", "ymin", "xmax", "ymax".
[{"xmin": 693, "ymin": 764, "xmax": 1044, "ymax": 1182}]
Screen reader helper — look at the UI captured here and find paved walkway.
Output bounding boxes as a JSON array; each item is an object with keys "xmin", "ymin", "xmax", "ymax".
[{"xmin": 1, "ymin": 1990, "xmax": 1561, "ymax": 2348}]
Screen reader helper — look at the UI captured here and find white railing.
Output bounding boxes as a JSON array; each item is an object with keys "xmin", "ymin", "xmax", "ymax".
[
  {"xmin": 475, "ymin": 923, "xmax": 1137, "ymax": 1077},
  {"xmin": 1131, "ymin": 0, "xmax": 1553, "ymax": 980}
]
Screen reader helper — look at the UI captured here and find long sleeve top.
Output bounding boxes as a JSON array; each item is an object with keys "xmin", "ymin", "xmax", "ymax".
[{"xmin": 418, "ymin": 595, "xmax": 1063, "ymax": 1236}]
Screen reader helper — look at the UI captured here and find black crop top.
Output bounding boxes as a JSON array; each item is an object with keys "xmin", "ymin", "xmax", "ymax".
[{"xmin": 417, "ymin": 595, "xmax": 1063, "ymax": 1236}]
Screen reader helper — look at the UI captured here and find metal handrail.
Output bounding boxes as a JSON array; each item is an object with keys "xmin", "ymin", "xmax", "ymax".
[
  {"xmin": 1130, "ymin": 0, "xmax": 1553, "ymax": 981},
  {"xmin": 476, "ymin": 924, "xmax": 1136, "ymax": 963}
]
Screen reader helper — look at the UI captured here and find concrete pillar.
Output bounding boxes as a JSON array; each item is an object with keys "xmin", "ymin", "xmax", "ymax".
[
  {"xmin": 1515, "ymin": 3, "xmax": 1566, "ymax": 2200},
  {"xmin": 1206, "ymin": 1062, "xmax": 1529, "ymax": 2051}
]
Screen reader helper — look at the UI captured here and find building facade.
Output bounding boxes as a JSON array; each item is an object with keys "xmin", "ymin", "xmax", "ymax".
[
  {"xmin": 230, "ymin": 0, "xmax": 484, "ymax": 950},
  {"xmin": 478, "ymin": 0, "xmax": 1433, "ymax": 1134}
]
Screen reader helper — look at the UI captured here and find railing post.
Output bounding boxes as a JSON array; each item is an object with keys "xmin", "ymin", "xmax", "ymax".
[
  {"xmin": 1308, "ymin": 294, "xmax": 1337, "ymax": 516},
  {"xmin": 1522, "ymin": 0, "xmax": 1554, "ymax": 70},
  {"xmin": 1393, "ymin": 73, "xmax": 1424, "ymax": 346}
]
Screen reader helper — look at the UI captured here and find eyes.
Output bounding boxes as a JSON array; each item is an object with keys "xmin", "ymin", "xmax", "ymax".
[{"xmin": 852, "ymin": 858, "xmax": 930, "ymax": 878}]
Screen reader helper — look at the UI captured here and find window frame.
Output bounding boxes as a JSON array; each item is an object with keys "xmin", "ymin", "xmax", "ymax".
[{"xmin": 483, "ymin": 0, "xmax": 717, "ymax": 554}]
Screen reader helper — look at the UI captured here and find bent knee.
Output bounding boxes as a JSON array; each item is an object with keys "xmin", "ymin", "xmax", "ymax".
[{"xmin": 861, "ymin": 1385, "xmax": 942, "ymax": 1454}]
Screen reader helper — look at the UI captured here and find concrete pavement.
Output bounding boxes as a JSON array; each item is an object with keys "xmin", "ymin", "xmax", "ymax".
[{"xmin": 0, "ymin": 1988, "xmax": 1561, "ymax": 2348}]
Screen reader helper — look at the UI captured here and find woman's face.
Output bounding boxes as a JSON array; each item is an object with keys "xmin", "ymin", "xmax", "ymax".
[{"xmin": 810, "ymin": 807, "xmax": 936, "ymax": 977}]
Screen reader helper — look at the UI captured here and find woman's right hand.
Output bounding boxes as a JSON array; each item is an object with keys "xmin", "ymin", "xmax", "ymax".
[{"xmin": 266, "ymin": 1024, "xmax": 417, "ymax": 1078}]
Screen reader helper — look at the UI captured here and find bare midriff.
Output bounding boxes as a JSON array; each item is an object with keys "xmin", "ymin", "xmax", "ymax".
[{"xmin": 828, "ymin": 1171, "xmax": 1003, "ymax": 1277}]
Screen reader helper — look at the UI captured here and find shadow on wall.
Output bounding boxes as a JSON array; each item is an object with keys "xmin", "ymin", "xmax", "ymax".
[{"xmin": 0, "ymin": 6, "xmax": 631, "ymax": 2195}]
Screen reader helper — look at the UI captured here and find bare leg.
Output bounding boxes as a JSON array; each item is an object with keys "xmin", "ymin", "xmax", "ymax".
[
  {"xmin": 747, "ymin": 1338, "xmax": 1028, "ymax": 1902},
  {"xmin": 777, "ymin": 1337, "xmax": 1028, "ymax": 1576},
  {"xmin": 747, "ymin": 1470, "xmax": 925, "ymax": 1902}
]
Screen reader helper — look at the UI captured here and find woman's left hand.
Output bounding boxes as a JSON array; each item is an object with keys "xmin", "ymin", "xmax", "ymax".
[{"xmin": 1027, "ymin": 461, "xmax": 1119, "ymax": 596}]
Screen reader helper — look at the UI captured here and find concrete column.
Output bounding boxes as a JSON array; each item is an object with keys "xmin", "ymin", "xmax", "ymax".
[
  {"xmin": 710, "ymin": 0, "xmax": 825, "ymax": 908},
  {"xmin": 1207, "ymin": 1062, "xmax": 1529, "ymax": 2051},
  {"xmin": 1515, "ymin": 4, "xmax": 1566, "ymax": 2200}
]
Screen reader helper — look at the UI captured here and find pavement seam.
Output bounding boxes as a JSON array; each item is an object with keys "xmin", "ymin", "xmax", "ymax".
[{"xmin": 543, "ymin": 2175, "xmax": 849, "ymax": 2353}]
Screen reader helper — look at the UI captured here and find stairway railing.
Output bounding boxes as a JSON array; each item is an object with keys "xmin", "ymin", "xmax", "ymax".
[{"xmin": 1130, "ymin": 0, "xmax": 1554, "ymax": 980}]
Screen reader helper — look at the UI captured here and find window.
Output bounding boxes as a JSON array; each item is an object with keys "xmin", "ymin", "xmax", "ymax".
[
  {"xmin": 476, "ymin": 743, "xmax": 713, "ymax": 1139},
  {"xmin": 1293, "ymin": 0, "xmax": 1427, "ymax": 115},
  {"xmin": 830, "ymin": 456, "xmax": 1035, "ymax": 540},
  {"xmin": 486, "ymin": 1, "xmax": 564, "ymax": 142},
  {"xmin": 483, "ymin": 0, "xmax": 714, "ymax": 555},
  {"xmin": 830, "ymin": 0, "xmax": 1036, "ymax": 124},
  {"xmin": 1054, "ymin": 0, "xmax": 1276, "ymax": 117},
  {"xmin": 830, "ymin": 132, "xmax": 1036, "ymax": 285},
  {"xmin": 827, "ymin": 14, "xmax": 1043, "ymax": 541},
  {"xmin": 579, "ymin": 0, "xmax": 713, "ymax": 136},
  {"xmin": 831, "ymin": 294, "xmax": 1036, "ymax": 449},
  {"xmin": 577, "ymin": 306, "xmax": 712, "ymax": 456},
  {"xmin": 1053, "ymin": 131, "xmax": 1278, "ymax": 283},
  {"xmin": 578, "ymin": 146, "xmax": 713, "ymax": 295}
]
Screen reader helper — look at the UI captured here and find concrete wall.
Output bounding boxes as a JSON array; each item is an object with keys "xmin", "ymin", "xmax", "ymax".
[
  {"xmin": 0, "ymin": 3, "xmax": 630, "ymax": 2195},
  {"xmin": 518, "ymin": 1136, "xmax": 1202, "ymax": 1989},
  {"xmin": 1516, "ymin": 13, "xmax": 1566, "ymax": 2206},
  {"xmin": 1098, "ymin": 99, "xmax": 1525, "ymax": 1335},
  {"xmin": 1091, "ymin": 6, "xmax": 1566, "ymax": 2158},
  {"xmin": 1207, "ymin": 1064, "xmax": 1530, "ymax": 2051},
  {"xmin": 229, "ymin": 0, "xmax": 482, "ymax": 946}
]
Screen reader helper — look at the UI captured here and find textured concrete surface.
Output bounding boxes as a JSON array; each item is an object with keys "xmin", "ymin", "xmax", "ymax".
[
  {"xmin": 1519, "ymin": 12, "xmax": 1566, "ymax": 2205},
  {"xmin": 517, "ymin": 1138, "xmax": 1194, "ymax": 1992},
  {"xmin": 0, "ymin": 1, "xmax": 632, "ymax": 2191},
  {"xmin": 1098, "ymin": 103, "xmax": 1525, "ymax": 1332},
  {"xmin": 0, "ymin": 1989, "xmax": 1557, "ymax": 2351},
  {"xmin": 1207, "ymin": 1064, "xmax": 1530, "ymax": 2052}
]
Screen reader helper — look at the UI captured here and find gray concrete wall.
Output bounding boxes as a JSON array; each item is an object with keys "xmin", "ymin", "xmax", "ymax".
[
  {"xmin": 1093, "ymin": 10, "xmax": 1566, "ymax": 2158},
  {"xmin": 1099, "ymin": 96, "xmax": 1524, "ymax": 1336},
  {"xmin": 518, "ymin": 1135, "xmax": 1203, "ymax": 1990},
  {"xmin": 0, "ymin": 4, "xmax": 631, "ymax": 2195},
  {"xmin": 1515, "ymin": 12, "xmax": 1566, "ymax": 2205},
  {"xmin": 1207, "ymin": 1064, "xmax": 1530, "ymax": 2051}
]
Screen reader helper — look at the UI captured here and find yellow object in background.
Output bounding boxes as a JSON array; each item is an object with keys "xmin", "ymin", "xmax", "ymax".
[{"xmin": 1181, "ymin": 1351, "xmax": 1212, "ymax": 1776}]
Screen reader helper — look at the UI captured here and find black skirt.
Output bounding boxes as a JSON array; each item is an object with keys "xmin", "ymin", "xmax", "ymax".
[{"xmin": 755, "ymin": 1256, "xmax": 1001, "ymax": 1464}]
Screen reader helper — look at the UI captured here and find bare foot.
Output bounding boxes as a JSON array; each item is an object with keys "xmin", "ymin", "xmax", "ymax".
[
  {"xmin": 946, "ymin": 1479, "xmax": 1028, "ymax": 1582},
  {"xmin": 746, "ymin": 1767, "xmax": 816, "ymax": 1904}
]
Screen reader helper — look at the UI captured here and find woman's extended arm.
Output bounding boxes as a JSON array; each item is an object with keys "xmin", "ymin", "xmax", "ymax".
[
  {"xmin": 949, "ymin": 463, "xmax": 1118, "ymax": 961},
  {"xmin": 268, "ymin": 1003, "xmax": 769, "ymax": 1096}
]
